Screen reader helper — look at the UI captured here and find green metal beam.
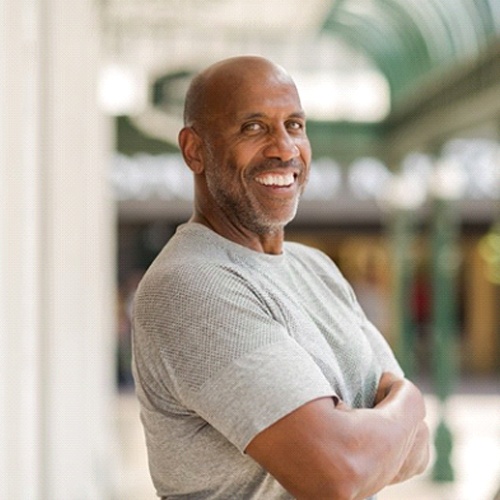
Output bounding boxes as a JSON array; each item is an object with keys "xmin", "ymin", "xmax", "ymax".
[
  {"xmin": 321, "ymin": 0, "xmax": 500, "ymax": 108},
  {"xmin": 323, "ymin": 15, "xmax": 418, "ymax": 102}
]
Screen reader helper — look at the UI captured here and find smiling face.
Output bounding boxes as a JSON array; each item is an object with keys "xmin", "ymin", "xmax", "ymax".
[{"xmin": 180, "ymin": 57, "xmax": 312, "ymax": 244}]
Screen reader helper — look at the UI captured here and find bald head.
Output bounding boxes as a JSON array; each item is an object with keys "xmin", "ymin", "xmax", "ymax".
[
  {"xmin": 177, "ymin": 55, "xmax": 311, "ymax": 246},
  {"xmin": 183, "ymin": 56, "xmax": 299, "ymax": 129}
]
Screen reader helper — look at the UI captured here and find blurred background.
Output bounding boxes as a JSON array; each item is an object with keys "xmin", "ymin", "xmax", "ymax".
[{"xmin": 1, "ymin": 0, "xmax": 499, "ymax": 498}]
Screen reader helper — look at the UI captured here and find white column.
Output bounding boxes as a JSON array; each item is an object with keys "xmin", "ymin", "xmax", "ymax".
[
  {"xmin": 0, "ymin": 0, "xmax": 116, "ymax": 498},
  {"xmin": 0, "ymin": 1, "xmax": 43, "ymax": 497}
]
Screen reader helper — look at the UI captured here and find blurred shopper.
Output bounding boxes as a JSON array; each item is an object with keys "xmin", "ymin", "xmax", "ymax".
[{"xmin": 132, "ymin": 56, "xmax": 429, "ymax": 499}]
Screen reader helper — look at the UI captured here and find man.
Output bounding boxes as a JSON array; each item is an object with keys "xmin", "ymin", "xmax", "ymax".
[{"xmin": 132, "ymin": 55, "xmax": 429, "ymax": 499}]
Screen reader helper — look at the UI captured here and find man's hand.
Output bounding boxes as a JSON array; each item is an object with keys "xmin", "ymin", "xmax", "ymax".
[
  {"xmin": 374, "ymin": 372, "xmax": 430, "ymax": 484},
  {"xmin": 374, "ymin": 371, "xmax": 400, "ymax": 406},
  {"xmin": 390, "ymin": 419, "xmax": 430, "ymax": 483}
]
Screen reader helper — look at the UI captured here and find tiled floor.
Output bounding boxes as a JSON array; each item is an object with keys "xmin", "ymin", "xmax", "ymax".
[{"xmin": 114, "ymin": 380, "xmax": 500, "ymax": 500}]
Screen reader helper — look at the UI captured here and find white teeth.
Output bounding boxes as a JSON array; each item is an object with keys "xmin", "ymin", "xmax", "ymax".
[{"xmin": 256, "ymin": 173, "xmax": 295, "ymax": 187}]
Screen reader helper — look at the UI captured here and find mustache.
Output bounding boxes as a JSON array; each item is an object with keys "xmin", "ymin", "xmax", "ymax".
[{"xmin": 249, "ymin": 158, "xmax": 305, "ymax": 175}]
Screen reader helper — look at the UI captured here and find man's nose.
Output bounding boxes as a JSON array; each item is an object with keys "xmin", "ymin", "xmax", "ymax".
[{"xmin": 263, "ymin": 129, "xmax": 300, "ymax": 162}]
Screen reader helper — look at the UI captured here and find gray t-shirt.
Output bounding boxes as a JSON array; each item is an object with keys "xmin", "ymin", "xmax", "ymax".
[{"xmin": 132, "ymin": 223, "xmax": 402, "ymax": 499}]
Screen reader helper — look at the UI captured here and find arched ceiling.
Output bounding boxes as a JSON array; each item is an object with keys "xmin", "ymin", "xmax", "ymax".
[
  {"xmin": 101, "ymin": 0, "xmax": 500, "ymax": 163},
  {"xmin": 321, "ymin": 0, "xmax": 500, "ymax": 106}
]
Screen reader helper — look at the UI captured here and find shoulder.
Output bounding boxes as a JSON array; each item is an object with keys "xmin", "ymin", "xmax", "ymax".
[
  {"xmin": 134, "ymin": 242, "xmax": 264, "ymax": 325},
  {"xmin": 136, "ymin": 255, "xmax": 249, "ymax": 309},
  {"xmin": 140, "ymin": 223, "xmax": 244, "ymax": 287}
]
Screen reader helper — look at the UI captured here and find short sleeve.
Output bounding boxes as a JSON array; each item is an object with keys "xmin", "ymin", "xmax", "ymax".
[
  {"xmin": 184, "ymin": 338, "xmax": 337, "ymax": 452},
  {"xmin": 134, "ymin": 261, "xmax": 337, "ymax": 452}
]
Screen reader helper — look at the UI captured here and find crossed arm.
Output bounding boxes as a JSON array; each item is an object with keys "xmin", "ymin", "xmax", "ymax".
[{"xmin": 245, "ymin": 372, "xmax": 430, "ymax": 500}]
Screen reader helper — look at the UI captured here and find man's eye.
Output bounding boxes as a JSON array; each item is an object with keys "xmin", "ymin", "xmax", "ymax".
[
  {"xmin": 287, "ymin": 121, "xmax": 304, "ymax": 131},
  {"xmin": 242, "ymin": 122, "xmax": 262, "ymax": 133}
]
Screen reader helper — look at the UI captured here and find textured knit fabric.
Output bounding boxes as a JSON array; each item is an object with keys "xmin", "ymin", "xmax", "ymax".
[{"xmin": 132, "ymin": 222, "xmax": 403, "ymax": 499}]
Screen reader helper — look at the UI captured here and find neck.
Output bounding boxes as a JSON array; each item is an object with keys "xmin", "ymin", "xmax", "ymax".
[{"xmin": 190, "ymin": 211, "xmax": 285, "ymax": 255}]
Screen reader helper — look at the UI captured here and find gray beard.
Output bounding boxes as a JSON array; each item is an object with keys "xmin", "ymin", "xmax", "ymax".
[{"xmin": 211, "ymin": 184, "xmax": 300, "ymax": 235}]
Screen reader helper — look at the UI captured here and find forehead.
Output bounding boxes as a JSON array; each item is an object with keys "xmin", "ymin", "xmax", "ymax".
[
  {"xmin": 207, "ymin": 68, "xmax": 304, "ymax": 124},
  {"xmin": 238, "ymin": 81, "xmax": 302, "ymax": 117}
]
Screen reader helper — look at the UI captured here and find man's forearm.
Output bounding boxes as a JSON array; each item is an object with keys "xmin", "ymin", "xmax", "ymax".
[
  {"xmin": 331, "ymin": 375, "xmax": 429, "ymax": 498},
  {"xmin": 389, "ymin": 420, "xmax": 430, "ymax": 484},
  {"xmin": 246, "ymin": 375, "xmax": 430, "ymax": 500},
  {"xmin": 331, "ymin": 406, "xmax": 423, "ymax": 496}
]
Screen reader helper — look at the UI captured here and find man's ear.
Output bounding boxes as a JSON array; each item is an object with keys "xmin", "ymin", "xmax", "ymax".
[{"xmin": 178, "ymin": 127, "xmax": 204, "ymax": 174}]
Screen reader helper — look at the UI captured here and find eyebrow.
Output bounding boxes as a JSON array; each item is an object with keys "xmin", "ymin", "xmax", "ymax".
[{"xmin": 239, "ymin": 111, "xmax": 306, "ymax": 121}]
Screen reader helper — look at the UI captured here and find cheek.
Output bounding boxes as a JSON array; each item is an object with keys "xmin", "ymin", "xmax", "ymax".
[
  {"xmin": 300, "ymin": 139, "xmax": 312, "ymax": 163},
  {"xmin": 233, "ymin": 145, "xmax": 260, "ymax": 168},
  {"xmin": 226, "ymin": 149, "xmax": 258, "ymax": 179}
]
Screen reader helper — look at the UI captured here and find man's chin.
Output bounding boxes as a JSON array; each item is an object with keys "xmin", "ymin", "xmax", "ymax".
[{"xmin": 249, "ymin": 213, "xmax": 297, "ymax": 235}]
